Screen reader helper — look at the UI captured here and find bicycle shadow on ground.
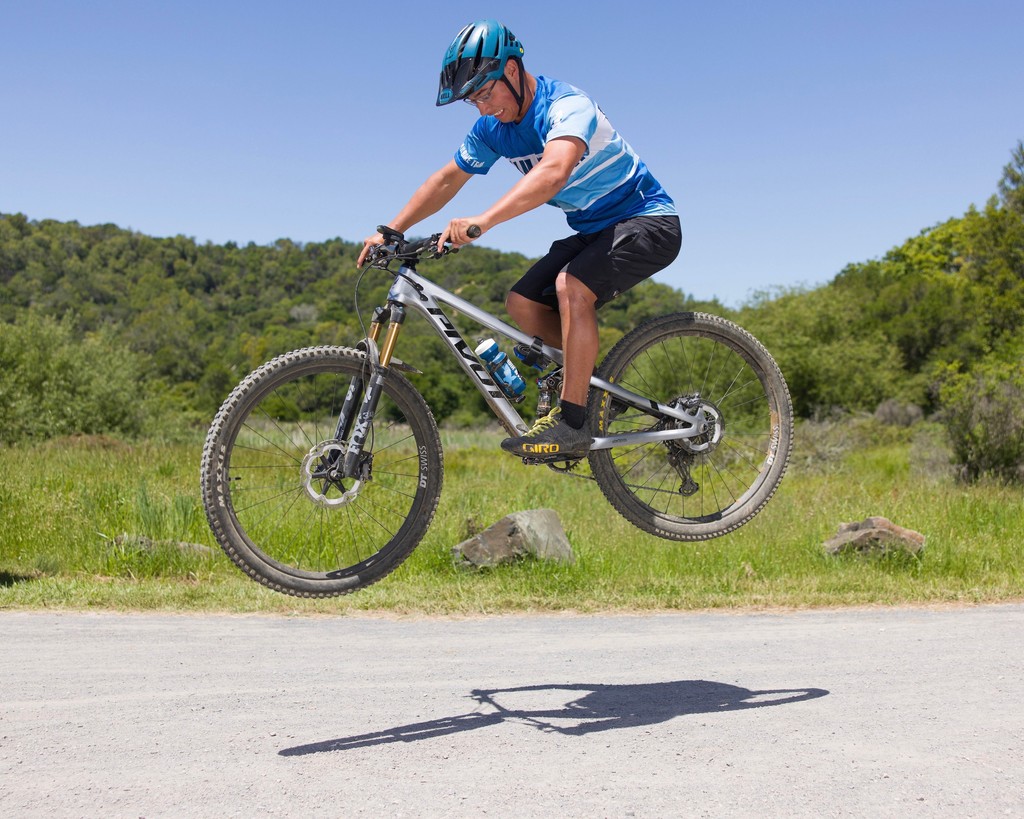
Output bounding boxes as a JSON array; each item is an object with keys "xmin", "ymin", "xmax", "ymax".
[{"xmin": 279, "ymin": 680, "xmax": 828, "ymax": 756}]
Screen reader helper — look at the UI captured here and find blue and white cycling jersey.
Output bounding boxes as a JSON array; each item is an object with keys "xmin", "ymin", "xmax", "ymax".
[{"xmin": 453, "ymin": 75, "xmax": 676, "ymax": 235}]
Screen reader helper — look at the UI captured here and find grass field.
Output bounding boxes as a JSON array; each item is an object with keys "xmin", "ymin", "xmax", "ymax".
[{"xmin": 1, "ymin": 417, "xmax": 1021, "ymax": 615}]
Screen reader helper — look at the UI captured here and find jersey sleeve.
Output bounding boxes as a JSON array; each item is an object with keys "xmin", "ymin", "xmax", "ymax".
[
  {"xmin": 454, "ymin": 122, "xmax": 501, "ymax": 175},
  {"xmin": 545, "ymin": 94, "xmax": 599, "ymax": 148}
]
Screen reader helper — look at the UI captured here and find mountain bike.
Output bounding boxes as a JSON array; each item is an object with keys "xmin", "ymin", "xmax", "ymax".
[{"xmin": 200, "ymin": 226, "xmax": 793, "ymax": 597}]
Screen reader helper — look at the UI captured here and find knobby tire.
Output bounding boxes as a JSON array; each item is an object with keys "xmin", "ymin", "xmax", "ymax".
[
  {"xmin": 587, "ymin": 313, "xmax": 793, "ymax": 540},
  {"xmin": 200, "ymin": 346, "xmax": 443, "ymax": 597}
]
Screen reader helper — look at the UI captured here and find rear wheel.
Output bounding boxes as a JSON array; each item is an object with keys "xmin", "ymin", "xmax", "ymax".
[
  {"xmin": 588, "ymin": 313, "xmax": 793, "ymax": 540},
  {"xmin": 200, "ymin": 346, "xmax": 443, "ymax": 597}
]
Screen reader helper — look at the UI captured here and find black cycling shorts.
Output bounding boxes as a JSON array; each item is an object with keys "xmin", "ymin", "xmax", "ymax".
[{"xmin": 510, "ymin": 215, "xmax": 681, "ymax": 309}]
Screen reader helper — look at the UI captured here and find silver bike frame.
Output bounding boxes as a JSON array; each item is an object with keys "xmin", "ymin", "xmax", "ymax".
[{"xmin": 379, "ymin": 262, "xmax": 718, "ymax": 450}]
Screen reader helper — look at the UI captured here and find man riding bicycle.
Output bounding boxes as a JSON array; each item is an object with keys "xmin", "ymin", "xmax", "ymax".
[{"xmin": 357, "ymin": 19, "xmax": 681, "ymax": 460}]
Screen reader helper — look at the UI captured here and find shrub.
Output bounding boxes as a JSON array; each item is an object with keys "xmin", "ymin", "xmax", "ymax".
[
  {"xmin": 875, "ymin": 399, "xmax": 925, "ymax": 427},
  {"xmin": 0, "ymin": 312, "xmax": 146, "ymax": 444},
  {"xmin": 937, "ymin": 353, "xmax": 1024, "ymax": 483}
]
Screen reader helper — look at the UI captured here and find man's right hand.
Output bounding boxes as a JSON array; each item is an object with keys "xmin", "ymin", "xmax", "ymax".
[{"xmin": 356, "ymin": 231, "xmax": 385, "ymax": 267}]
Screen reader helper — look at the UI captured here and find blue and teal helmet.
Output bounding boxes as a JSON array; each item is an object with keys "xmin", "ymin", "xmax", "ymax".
[{"xmin": 436, "ymin": 19, "xmax": 525, "ymax": 106}]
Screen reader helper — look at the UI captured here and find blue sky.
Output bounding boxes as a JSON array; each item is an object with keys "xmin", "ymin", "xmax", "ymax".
[{"xmin": 2, "ymin": 1, "xmax": 1021, "ymax": 305}]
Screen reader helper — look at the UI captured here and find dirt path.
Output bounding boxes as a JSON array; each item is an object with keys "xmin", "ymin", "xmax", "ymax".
[{"xmin": 2, "ymin": 605, "xmax": 1022, "ymax": 816}]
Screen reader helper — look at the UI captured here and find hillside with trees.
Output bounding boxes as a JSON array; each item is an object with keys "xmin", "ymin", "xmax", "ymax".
[
  {"xmin": 0, "ymin": 213, "xmax": 706, "ymax": 431},
  {"xmin": 2, "ymin": 142, "xmax": 1022, "ymax": 479}
]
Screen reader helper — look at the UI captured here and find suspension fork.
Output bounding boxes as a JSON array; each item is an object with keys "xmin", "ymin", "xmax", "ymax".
[
  {"xmin": 339, "ymin": 303, "xmax": 406, "ymax": 479},
  {"xmin": 332, "ymin": 305, "xmax": 386, "ymax": 443}
]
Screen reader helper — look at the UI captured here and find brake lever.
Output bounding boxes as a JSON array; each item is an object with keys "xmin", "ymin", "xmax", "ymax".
[
  {"xmin": 429, "ymin": 227, "xmax": 480, "ymax": 258},
  {"xmin": 367, "ymin": 243, "xmax": 391, "ymax": 263}
]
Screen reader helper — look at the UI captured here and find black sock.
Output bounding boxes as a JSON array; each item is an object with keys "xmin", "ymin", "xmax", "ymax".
[{"xmin": 559, "ymin": 400, "xmax": 586, "ymax": 430}]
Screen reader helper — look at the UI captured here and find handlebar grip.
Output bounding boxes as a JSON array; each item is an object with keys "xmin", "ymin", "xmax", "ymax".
[{"xmin": 467, "ymin": 225, "xmax": 482, "ymax": 239}]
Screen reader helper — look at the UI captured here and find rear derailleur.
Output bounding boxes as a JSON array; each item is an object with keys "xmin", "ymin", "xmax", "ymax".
[{"xmin": 660, "ymin": 395, "xmax": 723, "ymax": 498}]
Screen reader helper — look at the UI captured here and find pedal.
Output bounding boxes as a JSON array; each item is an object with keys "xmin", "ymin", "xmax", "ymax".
[{"xmin": 520, "ymin": 454, "xmax": 583, "ymax": 468}]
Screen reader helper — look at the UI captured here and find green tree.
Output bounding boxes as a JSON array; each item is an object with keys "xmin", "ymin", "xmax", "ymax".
[
  {"xmin": 998, "ymin": 139, "xmax": 1024, "ymax": 215},
  {"xmin": 4, "ymin": 143, "xmax": 1024, "ymax": 433}
]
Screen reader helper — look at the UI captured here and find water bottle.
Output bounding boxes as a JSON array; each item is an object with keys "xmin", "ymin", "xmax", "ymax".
[{"xmin": 475, "ymin": 339, "xmax": 526, "ymax": 402}]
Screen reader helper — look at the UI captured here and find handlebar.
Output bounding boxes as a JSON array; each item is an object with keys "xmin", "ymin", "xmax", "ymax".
[{"xmin": 364, "ymin": 224, "xmax": 482, "ymax": 268}]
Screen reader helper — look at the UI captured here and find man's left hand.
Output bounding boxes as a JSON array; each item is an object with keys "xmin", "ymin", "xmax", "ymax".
[{"xmin": 439, "ymin": 218, "xmax": 487, "ymax": 251}]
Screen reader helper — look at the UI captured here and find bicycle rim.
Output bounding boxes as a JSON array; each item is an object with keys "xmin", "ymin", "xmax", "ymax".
[
  {"xmin": 588, "ymin": 313, "xmax": 792, "ymax": 540},
  {"xmin": 201, "ymin": 346, "xmax": 443, "ymax": 596}
]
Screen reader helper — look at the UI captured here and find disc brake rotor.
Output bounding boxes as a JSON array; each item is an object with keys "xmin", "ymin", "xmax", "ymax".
[
  {"xmin": 300, "ymin": 440, "xmax": 366, "ymax": 508},
  {"xmin": 662, "ymin": 397, "xmax": 724, "ymax": 496}
]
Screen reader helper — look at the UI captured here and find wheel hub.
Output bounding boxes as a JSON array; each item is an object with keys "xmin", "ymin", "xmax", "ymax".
[
  {"xmin": 300, "ymin": 440, "xmax": 366, "ymax": 508},
  {"xmin": 663, "ymin": 397, "xmax": 724, "ymax": 497},
  {"xmin": 667, "ymin": 396, "xmax": 724, "ymax": 455}
]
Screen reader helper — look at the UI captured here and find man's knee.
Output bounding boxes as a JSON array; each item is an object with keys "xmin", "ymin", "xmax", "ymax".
[
  {"xmin": 556, "ymin": 271, "xmax": 598, "ymax": 310},
  {"xmin": 506, "ymin": 291, "xmax": 531, "ymax": 321}
]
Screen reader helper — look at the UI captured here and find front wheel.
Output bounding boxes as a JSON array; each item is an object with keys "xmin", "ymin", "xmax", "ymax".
[
  {"xmin": 200, "ymin": 346, "xmax": 444, "ymax": 597},
  {"xmin": 588, "ymin": 313, "xmax": 793, "ymax": 541}
]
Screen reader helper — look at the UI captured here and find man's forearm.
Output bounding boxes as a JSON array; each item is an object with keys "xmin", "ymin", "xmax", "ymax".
[
  {"xmin": 390, "ymin": 162, "xmax": 471, "ymax": 232},
  {"xmin": 480, "ymin": 163, "xmax": 568, "ymax": 228}
]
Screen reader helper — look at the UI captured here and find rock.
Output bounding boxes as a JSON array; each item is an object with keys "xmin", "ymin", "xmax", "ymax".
[
  {"xmin": 453, "ymin": 509, "xmax": 575, "ymax": 568},
  {"xmin": 113, "ymin": 534, "xmax": 213, "ymax": 555},
  {"xmin": 823, "ymin": 516, "xmax": 925, "ymax": 557}
]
